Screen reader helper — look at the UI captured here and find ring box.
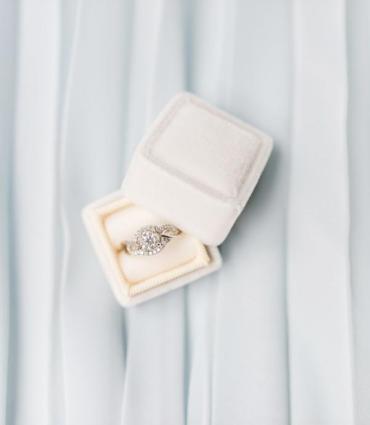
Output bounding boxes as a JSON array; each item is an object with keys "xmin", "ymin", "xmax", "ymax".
[{"xmin": 82, "ymin": 93, "xmax": 273, "ymax": 306}]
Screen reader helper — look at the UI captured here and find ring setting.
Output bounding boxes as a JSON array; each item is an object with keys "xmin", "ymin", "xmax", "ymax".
[{"xmin": 122, "ymin": 224, "xmax": 181, "ymax": 256}]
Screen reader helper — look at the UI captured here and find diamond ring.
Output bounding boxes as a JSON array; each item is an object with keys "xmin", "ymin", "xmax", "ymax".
[{"xmin": 122, "ymin": 224, "xmax": 181, "ymax": 256}]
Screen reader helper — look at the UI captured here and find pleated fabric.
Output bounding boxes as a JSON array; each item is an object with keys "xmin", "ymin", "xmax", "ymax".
[
  {"xmin": 287, "ymin": 1, "xmax": 354, "ymax": 424},
  {"xmin": 0, "ymin": 1, "xmax": 17, "ymax": 423},
  {"xmin": 5, "ymin": 2, "xmax": 60, "ymax": 424},
  {"xmin": 1, "ymin": 0, "xmax": 370, "ymax": 424},
  {"xmin": 347, "ymin": 1, "xmax": 370, "ymax": 423}
]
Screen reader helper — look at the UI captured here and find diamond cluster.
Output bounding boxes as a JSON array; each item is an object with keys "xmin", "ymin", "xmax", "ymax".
[{"xmin": 125, "ymin": 225, "xmax": 180, "ymax": 256}]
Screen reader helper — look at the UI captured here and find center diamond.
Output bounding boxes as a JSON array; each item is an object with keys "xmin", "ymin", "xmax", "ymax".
[{"xmin": 135, "ymin": 225, "xmax": 168, "ymax": 255}]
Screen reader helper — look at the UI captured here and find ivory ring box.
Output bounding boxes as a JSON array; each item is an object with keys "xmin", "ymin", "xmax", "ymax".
[{"xmin": 82, "ymin": 93, "xmax": 273, "ymax": 306}]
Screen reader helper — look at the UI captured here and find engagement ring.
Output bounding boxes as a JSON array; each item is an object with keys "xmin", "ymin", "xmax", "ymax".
[{"xmin": 122, "ymin": 224, "xmax": 181, "ymax": 256}]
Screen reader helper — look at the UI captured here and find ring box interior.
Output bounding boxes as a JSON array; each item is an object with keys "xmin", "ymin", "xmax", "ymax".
[
  {"xmin": 83, "ymin": 192, "xmax": 222, "ymax": 306},
  {"xmin": 82, "ymin": 92, "xmax": 273, "ymax": 306}
]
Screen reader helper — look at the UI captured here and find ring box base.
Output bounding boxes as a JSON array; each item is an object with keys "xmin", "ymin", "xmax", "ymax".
[
  {"xmin": 82, "ymin": 92, "xmax": 272, "ymax": 306},
  {"xmin": 82, "ymin": 191, "xmax": 222, "ymax": 307}
]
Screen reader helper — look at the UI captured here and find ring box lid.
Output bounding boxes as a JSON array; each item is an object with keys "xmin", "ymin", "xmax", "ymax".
[{"xmin": 122, "ymin": 92, "xmax": 273, "ymax": 246}]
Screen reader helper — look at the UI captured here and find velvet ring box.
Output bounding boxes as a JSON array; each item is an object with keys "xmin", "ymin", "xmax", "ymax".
[{"xmin": 82, "ymin": 93, "xmax": 273, "ymax": 306}]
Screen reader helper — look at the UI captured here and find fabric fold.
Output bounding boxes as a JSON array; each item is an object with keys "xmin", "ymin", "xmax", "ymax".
[
  {"xmin": 0, "ymin": 2, "xmax": 17, "ymax": 424},
  {"xmin": 287, "ymin": 1, "xmax": 355, "ymax": 423},
  {"xmin": 120, "ymin": 1, "xmax": 189, "ymax": 423},
  {"xmin": 208, "ymin": 1, "xmax": 292, "ymax": 424},
  {"xmin": 9, "ymin": 1, "xmax": 61, "ymax": 424},
  {"xmin": 59, "ymin": 1, "xmax": 131, "ymax": 423},
  {"xmin": 347, "ymin": 0, "xmax": 370, "ymax": 422}
]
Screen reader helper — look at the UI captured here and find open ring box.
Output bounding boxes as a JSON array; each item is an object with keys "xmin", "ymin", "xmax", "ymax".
[{"xmin": 82, "ymin": 93, "xmax": 273, "ymax": 306}]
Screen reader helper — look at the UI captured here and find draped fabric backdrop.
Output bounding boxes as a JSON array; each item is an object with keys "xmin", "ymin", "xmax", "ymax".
[{"xmin": 1, "ymin": 0, "xmax": 370, "ymax": 424}]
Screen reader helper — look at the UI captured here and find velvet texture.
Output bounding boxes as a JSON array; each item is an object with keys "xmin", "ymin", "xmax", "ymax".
[{"xmin": 123, "ymin": 92, "xmax": 273, "ymax": 246}]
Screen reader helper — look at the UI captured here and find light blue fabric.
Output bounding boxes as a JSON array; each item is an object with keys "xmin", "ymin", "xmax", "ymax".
[{"xmin": 1, "ymin": 1, "xmax": 370, "ymax": 424}]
